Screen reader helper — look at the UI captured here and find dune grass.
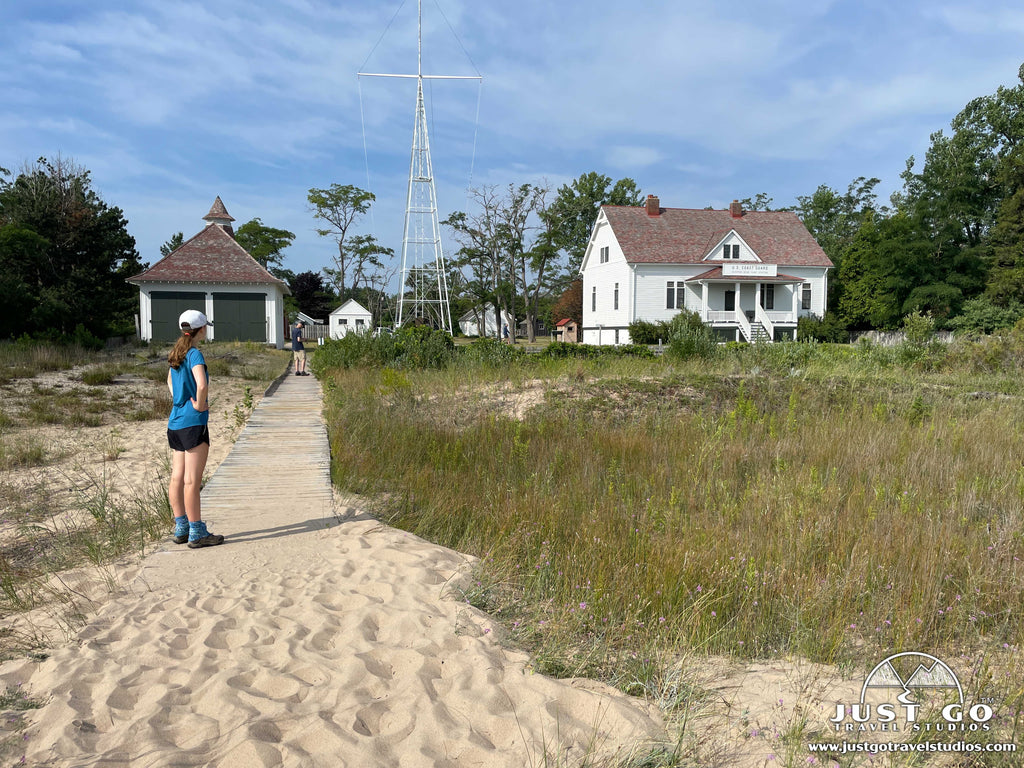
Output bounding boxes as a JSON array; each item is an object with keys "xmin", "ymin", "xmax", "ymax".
[
  {"xmin": 319, "ymin": 335, "xmax": 1024, "ymax": 764},
  {"xmin": 0, "ymin": 340, "xmax": 290, "ymax": 651}
]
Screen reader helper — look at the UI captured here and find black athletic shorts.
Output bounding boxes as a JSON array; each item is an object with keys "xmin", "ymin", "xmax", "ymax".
[{"xmin": 167, "ymin": 424, "xmax": 211, "ymax": 452}]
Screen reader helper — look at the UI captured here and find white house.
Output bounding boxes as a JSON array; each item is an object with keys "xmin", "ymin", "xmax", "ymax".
[
  {"xmin": 329, "ymin": 299, "xmax": 372, "ymax": 338},
  {"xmin": 458, "ymin": 303, "xmax": 500, "ymax": 338},
  {"xmin": 580, "ymin": 196, "xmax": 833, "ymax": 345},
  {"xmin": 127, "ymin": 197, "xmax": 291, "ymax": 348}
]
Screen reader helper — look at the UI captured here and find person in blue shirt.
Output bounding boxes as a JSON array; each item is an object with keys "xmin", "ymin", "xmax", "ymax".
[{"xmin": 167, "ymin": 310, "xmax": 224, "ymax": 548}]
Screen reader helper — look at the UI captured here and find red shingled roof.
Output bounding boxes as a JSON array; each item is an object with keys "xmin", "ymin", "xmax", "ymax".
[
  {"xmin": 601, "ymin": 206, "xmax": 833, "ymax": 267},
  {"xmin": 128, "ymin": 222, "xmax": 288, "ymax": 290}
]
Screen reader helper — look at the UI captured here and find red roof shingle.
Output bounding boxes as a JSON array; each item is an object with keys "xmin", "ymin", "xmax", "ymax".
[
  {"xmin": 128, "ymin": 221, "xmax": 288, "ymax": 290},
  {"xmin": 601, "ymin": 206, "xmax": 833, "ymax": 268},
  {"xmin": 204, "ymin": 196, "xmax": 235, "ymax": 222}
]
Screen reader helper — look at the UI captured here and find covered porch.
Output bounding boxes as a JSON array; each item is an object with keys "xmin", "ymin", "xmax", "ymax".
[{"xmin": 687, "ymin": 265, "xmax": 804, "ymax": 343}]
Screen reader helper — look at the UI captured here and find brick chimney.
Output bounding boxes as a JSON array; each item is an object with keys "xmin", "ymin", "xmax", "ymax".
[
  {"xmin": 646, "ymin": 194, "xmax": 660, "ymax": 217},
  {"xmin": 729, "ymin": 199, "xmax": 743, "ymax": 218}
]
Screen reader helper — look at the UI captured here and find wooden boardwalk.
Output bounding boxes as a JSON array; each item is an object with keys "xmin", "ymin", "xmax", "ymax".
[
  {"xmin": 136, "ymin": 369, "xmax": 335, "ymax": 588},
  {"xmin": 201, "ymin": 371, "xmax": 333, "ymax": 523}
]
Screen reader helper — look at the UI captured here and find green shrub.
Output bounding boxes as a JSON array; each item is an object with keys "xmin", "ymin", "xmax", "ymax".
[
  {"xmin": 628, "ymin": 320, "xmax": 671, "ymax": 345},
  {"xmin": 539, "ymin": 342, "xmax": 601, "ymax": 359},
  {"xmin": 313, "ymin": 327, "xmax": 456, "ymax": 373},
  {"xmin": 797, "ymin": 313, "xmax": 849, "ymax": 343},
  {"xmin": 947, "ymin": 296, "xmax": 1024, "ymax": 336},
  {"xmin": 902, "ymin": 310, "xmax": 936, "ymax": 346},
  {"xmin": 461, "ymin": 337, "xmax": 525, "ymax": 367},
  {"xmin": 70, "ymin": 324, "xmax": 104, "ymax": 351},
  {"xmin": 80, "ymin": 364, "xmax": 121, "ymax": 386},
  {"xmin": 665, "ymin": 310, "xmax": 718, "ymax": 361}
]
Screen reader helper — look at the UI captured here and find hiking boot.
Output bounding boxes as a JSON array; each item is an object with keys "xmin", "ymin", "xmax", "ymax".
[
  {"xmin": 173, "ymin": 533, "xmax": 189, "ymax": 544},
  {"xmin": 188, "ymin": 533, "xmax": 225, "ymax": 549}
]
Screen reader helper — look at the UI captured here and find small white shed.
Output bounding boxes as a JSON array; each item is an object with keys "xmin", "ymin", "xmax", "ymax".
[
  {"xmin": 458, "ymin": 303, "xmax": 500, "ymax": 338},
  {"xmin": 329, "ymin": 299, "xmax": 372, "ymax": 339}
]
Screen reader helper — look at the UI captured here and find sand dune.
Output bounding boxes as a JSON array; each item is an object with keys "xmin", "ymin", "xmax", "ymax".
[{"xmin": 1, "ymin": 510, "xmax": 666, "ymax": 767}]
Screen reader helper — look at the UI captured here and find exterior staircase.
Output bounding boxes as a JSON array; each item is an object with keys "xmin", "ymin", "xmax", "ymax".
[{"xmin": 746, "ymin": 322, "xmax": 772, "ymax": 343}]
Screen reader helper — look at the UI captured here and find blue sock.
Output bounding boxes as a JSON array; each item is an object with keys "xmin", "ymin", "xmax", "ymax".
[
  {"xmin": 173, "ymin": 515, "xmax": 188, "ymax": 537},
  {"xmin": 188, "ymin": 520, "xmax": 209, "ymax": 541}
]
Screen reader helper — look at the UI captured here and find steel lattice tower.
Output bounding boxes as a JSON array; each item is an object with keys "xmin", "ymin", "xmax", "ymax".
[
  {"xmin": 359, "ymin": 0, "xmax": 479, "ymax": 332},
  {"xmin": 398, "ymin": 77, "xmax": 450, "ymax": 329}
]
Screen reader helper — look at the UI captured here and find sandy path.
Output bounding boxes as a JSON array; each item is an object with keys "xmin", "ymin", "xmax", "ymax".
[{"xmin": 0, "ymin": 373, "xmax": 666, "ymax": 767}]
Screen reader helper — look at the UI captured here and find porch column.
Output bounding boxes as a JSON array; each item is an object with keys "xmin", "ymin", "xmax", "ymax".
[
  {"xmin": 735, "ymin": 282, "xmax": 741, "ymax": 320},
  {"xmin": 701, "ymin": 282, "xmax": 708, "ymax": 321},
  {"xmin": 793, "ymin": 283, "xmax": 800, "ymax": 320}
]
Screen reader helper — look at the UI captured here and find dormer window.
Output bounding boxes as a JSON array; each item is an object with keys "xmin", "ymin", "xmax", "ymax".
[{"xmin": 724, "ymin": 244, "xmax": 739, "ymax": 259}]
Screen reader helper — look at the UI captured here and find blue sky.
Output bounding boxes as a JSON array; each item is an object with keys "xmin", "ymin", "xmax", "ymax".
[{"xmin": 2, "ymin": 0, "xmax": 1023, "ymax": 282}]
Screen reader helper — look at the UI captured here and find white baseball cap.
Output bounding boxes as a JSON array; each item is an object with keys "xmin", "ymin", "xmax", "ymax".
[{"xmin": 179, "ymin": 309, "xmax": 213, "ymax": 330}]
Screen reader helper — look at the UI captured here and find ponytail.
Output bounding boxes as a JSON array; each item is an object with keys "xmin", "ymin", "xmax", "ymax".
[{"xmin": 168, "ymin": 331, "xmax": 194, "ymax": 369}]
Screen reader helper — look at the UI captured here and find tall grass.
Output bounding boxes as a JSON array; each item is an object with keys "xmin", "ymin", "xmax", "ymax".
[{"xmin": 320, "ymin": 337, "xmax": 1024, "ymax": 761}]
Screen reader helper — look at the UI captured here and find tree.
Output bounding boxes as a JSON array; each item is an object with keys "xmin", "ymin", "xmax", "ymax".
[
  {"xmin": 545, "ymin": 172, "xmax": 643, "ymax": 274},
  {"xmin": 235, "ymin": 218, "xmax": 295, "ymax": 272},
  {"xmin": 0, "ymin": 156, "xmax": 145, "ymax": 339},
  {"xmin": 288, "ymin": 271, "xmax": 335, "ymax": 319},
  {"xmin": 445, "ymin": 183, "xmax": 553, "ymax": 342},
  {"xmin": 795, "ymin": 177, "xmax": 883, "ymax": 269},
  {"xmin": 738, "ymin": 192, "xmax": 777, "ymax": 211},
  {"xmin": 160, "ymin": 232, "xmax": 184, "ymax": 257},
  {"xmin": 836, "ymin": 212, "xmax": 973, "ymax": 329},
  {"xmin": 550, "ymin": 278, "xmax": 583, "ymax": 325},
  {"xmin": 324, "ymin": 233, "xmax": 393, "ymax": 297},
  {"xmin": 307, "ymin": 184, "xmax": 376, "ymax": 297},
  {"xmin": 897, "ymin": 64, "xmax": 1024, "ymax": 305}
]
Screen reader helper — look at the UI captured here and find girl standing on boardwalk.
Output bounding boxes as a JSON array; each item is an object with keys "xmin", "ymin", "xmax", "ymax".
[{"xmin": 167, "ymin": 310, "xmax": 224, "ymax": 548}]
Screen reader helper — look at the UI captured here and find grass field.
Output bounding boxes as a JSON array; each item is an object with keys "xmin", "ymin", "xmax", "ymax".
[{"xmin": 317, "ymin": 332, "xmax": 1024, "ymax": 765}]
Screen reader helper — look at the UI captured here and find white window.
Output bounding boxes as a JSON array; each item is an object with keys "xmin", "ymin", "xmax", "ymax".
[
  {"xmin": 340, "ymin": 319, "xmax": 348, "ymax": 325},
  {"xmin": 356, "ymin": 318, "xmax": 365, "ymax": 326},
  {"xmin": 724, "ymin": 244, "xmax": 739, "ymax": 259},
  {"xmin": 600, "ymin": 246, "xmax": 609, "ymax": 264},
  {"xmin": 802, "ymin": 283, "xmax": 811, "ymax": 310},
  {"xmin": 760, "ymin": 284, "xmax": 775, "ymax": 310},
  {"xmin": 592, "ymin": 286, "xmax": 597, "ymax": 312},
  {"xmin": 614, "ymin": 283, "xmax": 619, "ymax": 310},
  {"xmin": 666, "ymin": 281, "xmax": 675, "ymax": 309}
]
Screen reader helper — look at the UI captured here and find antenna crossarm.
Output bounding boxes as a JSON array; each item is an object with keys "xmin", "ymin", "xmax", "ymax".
[{"xmin": 358, "ymin": 73, "xmax": 482, "ymax": 80}]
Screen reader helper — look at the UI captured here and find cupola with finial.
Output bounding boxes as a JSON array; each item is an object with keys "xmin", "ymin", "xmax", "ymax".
[{"xmin": 203, "ymin": 196, "xmax": 236, "ymax": 236}]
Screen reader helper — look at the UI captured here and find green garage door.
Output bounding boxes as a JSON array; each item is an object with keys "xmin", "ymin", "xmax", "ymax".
[
  {"xmin": 213, "ymin": 293, "xmax": 266, "ymax": 342},
  {"xmin": 151, "ymin": 291, "xmax": 206, "ymax": 342}
]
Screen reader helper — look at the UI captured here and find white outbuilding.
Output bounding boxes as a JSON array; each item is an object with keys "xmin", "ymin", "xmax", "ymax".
[
  {"xmin": 457, "ymin": 303, "xmax": 500, "ymax": 338},
  {"xmin": 329, "ymin": 299, "xmax": 373, "ymax": 338},
  {"xmin": 127, "ymin": 197, "xmax": 291, "ymax": 347}
]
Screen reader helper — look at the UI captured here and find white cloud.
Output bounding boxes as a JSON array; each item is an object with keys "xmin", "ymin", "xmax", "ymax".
[{"xmin": 606, "ymin": 146, "xmax": 664, "ymax": 170}]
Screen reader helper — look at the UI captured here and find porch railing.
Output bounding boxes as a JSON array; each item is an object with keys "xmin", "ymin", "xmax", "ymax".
[
  {"xmin": 755, "ymin": 304, "xmax": 775, "ymax": 340},
  {"xmin": 705, "ymin": 309, "xmax": 796, "ymax": 325},
  {"xmin": 736, "ymin": 309, "xmax": 753, "ymax": 342}
]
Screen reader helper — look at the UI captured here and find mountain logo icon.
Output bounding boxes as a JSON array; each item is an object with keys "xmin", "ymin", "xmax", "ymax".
[{"xmin": 861, "ymin": 652, "xmax": 962, "ymax": 705}]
